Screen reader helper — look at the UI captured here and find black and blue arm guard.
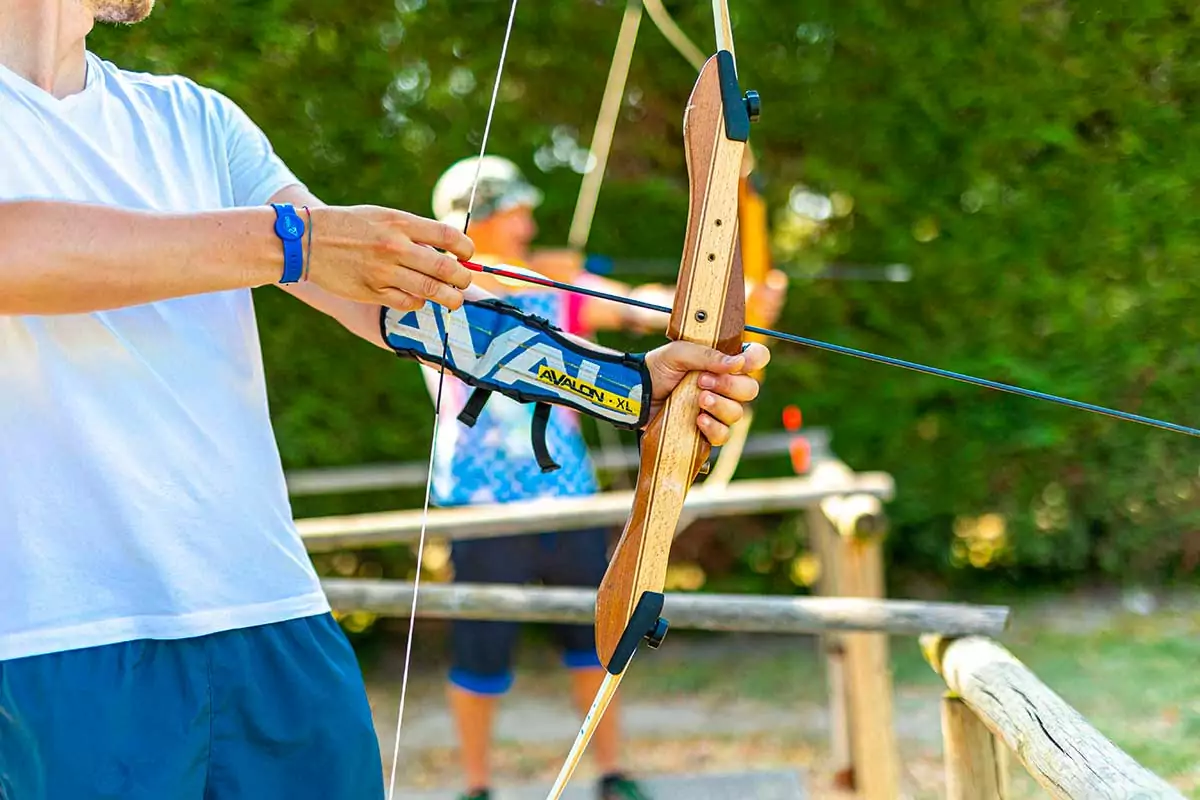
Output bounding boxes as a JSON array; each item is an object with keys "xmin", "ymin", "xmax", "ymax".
[{"xmin": 380, "ymin": 299, "xmax": 652, "ymax": 471}]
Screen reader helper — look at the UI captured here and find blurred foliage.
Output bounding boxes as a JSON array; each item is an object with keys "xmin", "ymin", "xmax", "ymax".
[{"xmin": 90, "ymin": 0, "xmax": 1200, "ymax": 590}]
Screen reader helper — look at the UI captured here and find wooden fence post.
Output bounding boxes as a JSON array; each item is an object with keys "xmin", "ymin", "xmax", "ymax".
[
  {"xmin": 837, "ymin": 519, "xmax": 901, "ymax": 800},
  {"xmin": 806, "ymin": 505, "xmax": 854, "ymax": 790},
  {"xmin": 941, "ymin": 692, "xmax": 1009, "ymax": 799},
  {"xmin": 806, "ymin": 457, "xmax": 900, "ymax": 799}
]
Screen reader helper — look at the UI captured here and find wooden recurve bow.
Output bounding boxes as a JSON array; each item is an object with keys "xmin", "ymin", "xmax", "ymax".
[{"xmin": 544, "ymin": 4, "xmax": 759, "ymax": 796}]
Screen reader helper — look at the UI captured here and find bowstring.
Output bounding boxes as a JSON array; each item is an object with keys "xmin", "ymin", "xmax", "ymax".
[{"xmin": 385, "ymin": 1, "xmax": 521, "ymax": 796}]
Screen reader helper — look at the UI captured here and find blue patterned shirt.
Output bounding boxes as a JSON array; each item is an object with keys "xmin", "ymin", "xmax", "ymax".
[{"xmin": 426, "ymin": 289, "xmax": 602, "ymax": 506}]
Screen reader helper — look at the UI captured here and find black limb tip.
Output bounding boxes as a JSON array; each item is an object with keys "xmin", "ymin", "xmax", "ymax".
[
  {"xmin": 716, "ymin": 50, "xmax": 751, "ymax": 142},
  {"xmin": 604, "ymin": 591, "xmax": 667, "ymax": 675},
  {"xmin": 744, "ymin": 90, "xmax": 761, "ymax": 123}
]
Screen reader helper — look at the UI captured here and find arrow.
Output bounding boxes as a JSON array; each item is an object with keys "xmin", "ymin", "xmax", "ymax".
[{"xmin": 460, "ymin": 258, "xmax": 1200, "ymax": 439}]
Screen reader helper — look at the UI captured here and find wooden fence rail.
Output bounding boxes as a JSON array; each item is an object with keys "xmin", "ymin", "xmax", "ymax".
[
  {"xmin": 322, "ymin": 579, "xmax": 1010, "ymax": 637},
  {"xmin": 298, "ymin": 471, "xmax": 893, "ymax": 551},
  {"xmin": 286, "ymin": 429, "xmax": 831, "ymax": 496},
  {"xmin": 922, "ymin": 635, "xmax": 1184, "ymax": 800}
]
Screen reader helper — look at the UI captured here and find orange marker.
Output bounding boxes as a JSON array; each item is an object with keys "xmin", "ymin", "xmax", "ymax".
[{"xmin": 782, "ymin": 405, "xmax": 811, "ymax": 474}]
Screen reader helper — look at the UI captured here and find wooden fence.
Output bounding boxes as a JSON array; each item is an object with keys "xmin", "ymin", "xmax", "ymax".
[
  {"xmin": 296, "ymin": 441, "xmax": 1183, "ymax": 798},
  {"xmin": 286, "ymin": 429, "xmax": 830, "ymax": 496}
]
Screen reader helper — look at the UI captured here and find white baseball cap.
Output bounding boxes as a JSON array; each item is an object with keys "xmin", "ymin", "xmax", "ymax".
[{"xmin": 432, "ymin": 155, "xmax": 544, "ymax": 230}]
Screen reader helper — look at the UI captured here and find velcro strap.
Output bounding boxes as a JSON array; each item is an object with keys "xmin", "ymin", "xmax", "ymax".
[
  {"xmin": 531, "ymin": 403, "xmax": 561, "ymax": 473},
  {"xmin": 457, "ymin": 387, "xmax": 493, "ymax": 428}
]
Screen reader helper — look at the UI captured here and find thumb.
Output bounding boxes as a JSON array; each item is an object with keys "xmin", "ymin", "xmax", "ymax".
[{"xmin": 657, "ymin": 341, "xmax": 746, "ymax": 375}]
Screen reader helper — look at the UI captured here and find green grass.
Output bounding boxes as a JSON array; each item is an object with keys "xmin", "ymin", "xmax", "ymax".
[{"xmin": 999, "ymin": 611, "xmax": 1200, "ymax": 790}]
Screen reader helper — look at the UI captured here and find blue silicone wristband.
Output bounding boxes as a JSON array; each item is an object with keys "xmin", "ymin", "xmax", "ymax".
[{"xmin": 271, "ymin": 203, "xmax": 306, "ymax": 284}]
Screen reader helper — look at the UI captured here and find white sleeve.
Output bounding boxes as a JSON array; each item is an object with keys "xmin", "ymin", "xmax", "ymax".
[{"xmin": 209, "ymin": 89, "xmax": 307, "ymax": 207}]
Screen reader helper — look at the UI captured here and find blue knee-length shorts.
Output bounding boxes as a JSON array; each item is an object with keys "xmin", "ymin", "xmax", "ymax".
[{"xmin": 0, "ymin": 613, "xmax": 383, "ymax": 800}]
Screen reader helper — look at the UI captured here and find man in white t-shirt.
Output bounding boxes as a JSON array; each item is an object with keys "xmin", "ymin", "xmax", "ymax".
[{"xmin": 0, "ymin": 2, "xmax": 768, "ymax": 799}]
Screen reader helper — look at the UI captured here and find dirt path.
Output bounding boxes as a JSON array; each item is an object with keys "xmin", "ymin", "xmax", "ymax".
[{"xmin": 362, "ymin": 632, "xmax": 953, "ymax": 798}]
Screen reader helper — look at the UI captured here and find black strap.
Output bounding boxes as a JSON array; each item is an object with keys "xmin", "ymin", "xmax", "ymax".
[
  {"xmin": 531, "ymin": 403, "xmax": 561, "ymax": 473},
  {"xmin": 457, "ymin": 387, "xmax": 493, "ymax": 428},
  {"xmin": 460, "ymin": 389, "xmax": 560, "ymax": 472}
]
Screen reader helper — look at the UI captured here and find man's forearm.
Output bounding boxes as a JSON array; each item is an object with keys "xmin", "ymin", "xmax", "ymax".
[{"xmin": 0, "ymin": 200, "xmax": 282, "ymax": 315}]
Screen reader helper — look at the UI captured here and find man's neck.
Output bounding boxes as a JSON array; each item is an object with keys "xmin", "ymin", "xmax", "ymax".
[{"xmin": 0, "ymin": 1, "xmax": 93, "ymax": 98}]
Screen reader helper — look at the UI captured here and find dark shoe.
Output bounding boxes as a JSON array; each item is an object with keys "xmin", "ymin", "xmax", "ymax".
[
  {"xmin": 599, "ymin": 774, "xmax": 651, "ymax": 800},
  {"xmin": 458, "ymin": 790, "xmax": 490, "ymax": 800}
]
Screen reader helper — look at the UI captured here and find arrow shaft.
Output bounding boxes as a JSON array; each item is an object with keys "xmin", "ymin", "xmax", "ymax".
[{"xmin": 461, "ymin": 259, "xmax": 1200, "ymax": 439}]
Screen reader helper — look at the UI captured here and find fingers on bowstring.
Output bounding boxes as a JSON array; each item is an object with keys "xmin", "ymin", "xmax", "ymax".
[
  {"xmin": 399, "ymin": 241, "xmax": 474, "ymax": 291},
  {"xmin": 381, "ymin": 246, "xmax": 468, "ymax": 309}
]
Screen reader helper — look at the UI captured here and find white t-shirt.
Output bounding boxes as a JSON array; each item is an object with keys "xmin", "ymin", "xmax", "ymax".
[{"xmin": 0, "ymin": 52, "xmax": 330, "ymax": 662}]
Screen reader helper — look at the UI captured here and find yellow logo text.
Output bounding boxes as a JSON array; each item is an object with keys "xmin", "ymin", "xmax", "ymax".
[{"xmin": 536, "ymin": 365, "xmax": 639, "ymax": 416}]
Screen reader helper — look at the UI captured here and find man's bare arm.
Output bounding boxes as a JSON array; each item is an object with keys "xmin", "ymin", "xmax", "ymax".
[
  {"xmin": 0, "ymin": 201, "xmax": 285, "ymax": 315},
  {"xmin": 0, "ymin": 196, "xmax": 473, "ymax": 316}
]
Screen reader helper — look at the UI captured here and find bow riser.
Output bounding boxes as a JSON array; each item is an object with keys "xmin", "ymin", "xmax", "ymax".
[{"xmin": 594, "ymin": 51, "xmax": 749, "ymax": 666}]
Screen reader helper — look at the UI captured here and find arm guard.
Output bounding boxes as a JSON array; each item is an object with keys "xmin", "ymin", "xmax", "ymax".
[{"xmin": 380, "ymin": 299, "xmax": 652, "ymax": 471}]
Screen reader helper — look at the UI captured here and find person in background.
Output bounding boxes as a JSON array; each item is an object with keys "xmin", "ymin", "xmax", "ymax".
[{"xmin": 426, "ymin": 156, "xmax": 787, "ymax": 800}]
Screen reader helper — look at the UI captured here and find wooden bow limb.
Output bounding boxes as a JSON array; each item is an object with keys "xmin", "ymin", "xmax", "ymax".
[
  {"xmin": 569, "ymin": 0, "xmax": 784, "ymax": 497},
  {"xmin": 640, "ymin": 0, "xmax": 783, "ymax": 492},
  {"xmin": 567, "ymin": 0, "xmax": 643, "ymax": 252}
]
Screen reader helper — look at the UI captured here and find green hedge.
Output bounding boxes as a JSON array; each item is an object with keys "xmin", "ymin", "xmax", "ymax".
[{"xmin": 90, "ymin": 0, "xmax": 1200, "ymax": 588}]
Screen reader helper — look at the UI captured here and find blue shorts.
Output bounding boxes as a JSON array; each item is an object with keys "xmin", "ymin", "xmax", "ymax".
[
  {"xmin": 448, "ymin": 528, "xmax": 610, "ymax": 695},
  {"xmin": 0, "ymin": 613, "xmax": 383, "ymax": 800}
]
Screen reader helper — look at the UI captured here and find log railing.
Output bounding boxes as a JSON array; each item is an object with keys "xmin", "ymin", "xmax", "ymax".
[
  {"xmin": 805, "ymin": 458, "xmax": 897, "ymax": 796},
  {"xmin": 296, "ymin": 469, "xmax": 892, "ymax": 551},
  {"xmin": 922, "ymin": 635, "xmax": 1184, "ymax": 800},
  {"xmin": 322, "ymin": 580, "xmax": 1010, "ymax": 637},
  {"xmin": 286, "ymin": 429, "xmax": 832, "ymax": 496}
]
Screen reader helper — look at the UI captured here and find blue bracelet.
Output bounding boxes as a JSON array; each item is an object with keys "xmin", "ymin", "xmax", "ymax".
[{"xmin": 271, "ymin": 203, "xmax": 306, "ymax": 284}]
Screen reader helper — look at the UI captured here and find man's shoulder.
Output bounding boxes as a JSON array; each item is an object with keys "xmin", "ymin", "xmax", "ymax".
[{"xmin": 88, "ymin": 52, "xmax": 233, "ymax": 114}]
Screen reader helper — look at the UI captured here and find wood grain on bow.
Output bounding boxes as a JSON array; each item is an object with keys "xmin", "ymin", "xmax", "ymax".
[
  {"xmin": 568, "ymin": 0, "xmax": 781, "ymax": 493},
  {"xmin": 543, "ymin": 8, "xmax": 758, "ymax": 794},
  {"xmin": 703, "ymin": 150, "xmax": 775, "ymax": 487}
]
